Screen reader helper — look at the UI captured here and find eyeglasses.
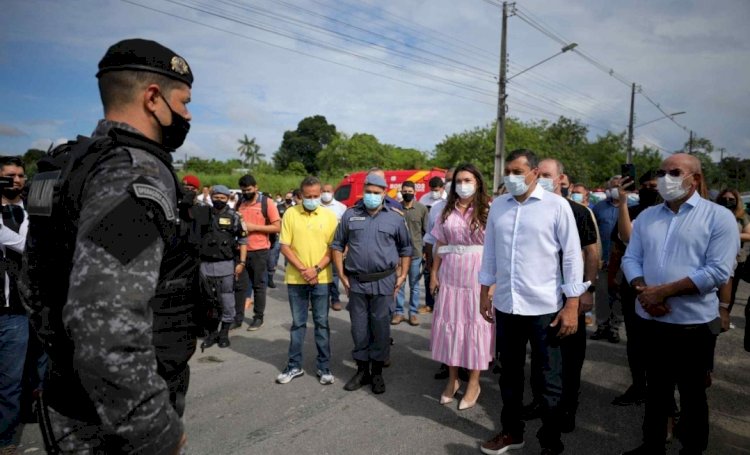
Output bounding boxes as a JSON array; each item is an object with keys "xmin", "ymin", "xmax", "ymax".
[{"xmin": 655, "ymin": 169, "xmax": 684, "ymax": 178}]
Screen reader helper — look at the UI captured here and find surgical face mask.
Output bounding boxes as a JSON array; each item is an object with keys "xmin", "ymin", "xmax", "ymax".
[
  {"xmin": 321, "ymin": 192, "xmax": 333, "ymax": 203},
  {"xmin": 606, "ymin": 188, "xmax": 620, "ymax": 201},
  {"xmin": 571, "ymin": 193, "xmax": 584, "ymax": 203},
  {"xmin": 363, "ymin": 193, "xmax": 383, "ymax": 209},
  {"xmin": 591, "ymin": 191, "xmax": 606, "ymax": 203},
  {"xmin": 657, "ymin": 174, "xmax": 689, "ymax": 202},
  {"xmin": 212, "ymin": 200, "xmax": 227, "ymax": 211},
  {"xmin": 401, "ymin": 193, "xmax": 415, "ymax": 202},
  {"xmin": 430, "ymin": 190, "xmax": 442, "ymax": 199},
  {"xmin": 538, "ymin": 177, "xmax": 555, "ymax": 193},
  {"xmin": 455, "ymin": 183, "xmax": 476, "ymax": 199},
  {"xmin": 302, "ymin": 197, "xmax": 321, "ymax": 211},
  {"xmin": 154, "ymin": 93, "xmax": 190, "ymax": 151},
  {"xmin": 503, "ymin": 174, "xmax": 530, "ymax": 196},
  {"xmin": 627, "ymin": 193, "xmax": 640, "ymax": 204}
]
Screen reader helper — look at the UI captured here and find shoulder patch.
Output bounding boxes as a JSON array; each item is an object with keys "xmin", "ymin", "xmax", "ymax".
[{"xmin": 132, "ymin": 182, "xmax": 176, "ymax": 221}]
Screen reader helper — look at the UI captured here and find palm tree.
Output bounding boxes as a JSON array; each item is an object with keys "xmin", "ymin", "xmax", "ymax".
[{"xmin": 237, "ymin": 134, "xmax": 264, "ymax": 169}]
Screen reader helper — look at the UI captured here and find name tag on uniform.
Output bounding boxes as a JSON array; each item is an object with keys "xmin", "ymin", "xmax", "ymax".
[
  {"xmin": 349, "ymin": 216, "xmax": 366, "ymax": 221},
  {"xmin": 219, "ymin": 216, "xmax": 232, "ymax": 226}
]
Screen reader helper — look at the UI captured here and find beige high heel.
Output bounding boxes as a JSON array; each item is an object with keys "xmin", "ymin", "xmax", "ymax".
[
  {"xmin": 458, "ymin": 387, "xmax": 480, "ymax": 410},
  {"xmin": 439, "ymin": 380, "xmax": 460, "ymax": 405}
]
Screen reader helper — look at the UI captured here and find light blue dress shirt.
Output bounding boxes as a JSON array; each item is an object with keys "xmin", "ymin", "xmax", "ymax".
[
  {"xmin": 423, "ymin": 199, "xmax": 446, "ymax": 246},
  {"xmin": 479, "ymin": 185, "xmax": 587, "ymax": 316},
  {"xmin": 622, "ymin": 192, "xmax": 739, "ymax": 325}
]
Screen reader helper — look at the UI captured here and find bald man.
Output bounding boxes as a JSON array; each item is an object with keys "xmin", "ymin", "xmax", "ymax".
[{"xmin": 620, "ymin": 153, "xmax": 739, "ymax": 455}]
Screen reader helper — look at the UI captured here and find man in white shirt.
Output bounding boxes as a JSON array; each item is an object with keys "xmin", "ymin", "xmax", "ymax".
[
  {"xmin": 320, "ymin": 183, "xmax": 347, "ymax": 310},
  {"xmin": 418, "ymin": 176, "xmax": 447, "ymax": 208},
  {"xmin": 478, "ymin": 149, "xmax": 588, "ymax": 455}
]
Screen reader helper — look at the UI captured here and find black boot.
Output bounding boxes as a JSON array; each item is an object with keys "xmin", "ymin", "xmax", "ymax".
[
  {"xmin": 218, "ymin": 322, "xmax": 231, "ymax": 348},
  {"xmin": 201, "ymin": 332, "xmax": 219, "ymax": 352},
  {"xmin": 371, "ymin": 361, "xmax": 385, "ymax": 394},
  {"xmin": 267, "ymin": 274, "xmax": 276, "ymax": 288},
  {"xmin": 344, "ymin": 360, "xmax": 371, "ymax": 391}
]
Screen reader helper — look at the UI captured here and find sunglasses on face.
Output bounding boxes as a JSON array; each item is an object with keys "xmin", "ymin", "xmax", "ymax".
[{"xmin": 655, "ymin": 169, "xmax": 685, "ymax": 178}]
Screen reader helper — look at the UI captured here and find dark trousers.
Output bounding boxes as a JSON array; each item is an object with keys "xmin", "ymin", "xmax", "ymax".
[
  {"xmin": 267, "ymin": 239, "xmax": 281, "ymax": 276},
  {"xmin": 621, "ymin": 285, "xmax": 647, "ymax": 391},
  {"xmin": 248, "ymin": 249, "xmax": 269, "ymax": 320},
  {"xmin": 234, "ymin": 263, "xmax": 250, "ymax": 324},
  {"xmin": 642, "ymin": 319, "xmax": 715, "ymax": 453},
  {"xmin": 348, "ymin": 292, "xmax": 392, "ymax": 362},
  {"xmin": 329, "ymin": 266, "xmax": 340, "ymax": 304},
  {"xmin": 423, "ymin": 266, "xmax": 434, "ymax": 309},
  {"xmin": 496, "ymin": 310, "xmax": 563, "ymax": 451}
]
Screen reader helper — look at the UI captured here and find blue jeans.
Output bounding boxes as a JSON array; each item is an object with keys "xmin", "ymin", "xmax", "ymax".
[
  {"xmin": 329, "ymin": 266, "xmax": 340, "ymax": 304},
  {"xmin": 0, "ymin": 314, "xmax": 29, "ymax": 446},
  {"xmin": 395, "ymin": 257, "xmax": 422, "ymax": 315},
  {"xmin": 287, "ymin": 284, "xmax": 331, "ymax": 372},
  {"xmin": 268, "ymin": 240, "xmax": 281, "ymax": 275}
]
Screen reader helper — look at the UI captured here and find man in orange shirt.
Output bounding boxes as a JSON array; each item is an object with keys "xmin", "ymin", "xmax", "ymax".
[{"xmin": 236, "ymin": 174, "xmax": 281, "ymax": 331}]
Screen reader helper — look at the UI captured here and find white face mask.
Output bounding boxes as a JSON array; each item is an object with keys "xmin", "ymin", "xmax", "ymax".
[
  {"xmin": 609, "ymin": 188, "xmax": 620, "ymax": 201},
  {"xmin": 503, "ymin": 174, "xmax": 529, "ymax": 196},
  {"xmin": 538, "ymin": 177, "xmax": 555, "ymax": 193},
  {"xmin": 321, "ymin": 192, "xmax": 333, "ymax": 203},
  {"xmin": 657, "ymin": 174, "xmax": 690, "ymax": 202},
  {"xmin": 431, "ymin": 190, "xmax": 442, "ymax": 199},
  {"xmin": 455, "ymin": 183, "xmax": 476, "ymax": 199}
]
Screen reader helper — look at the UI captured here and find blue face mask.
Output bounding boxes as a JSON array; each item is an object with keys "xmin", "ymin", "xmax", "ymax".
[
  {"xmin": 538, "ymin": 177, "xmax": 555, "ymax": 192},
  {"xmin": 302, "ymin": 197, "xmax": 321, "ymax": 211},
  {"xmin": 363, "ymin": 193, "xmax": 383, "ymax": 209},
  {"xmin": 571, "ymin": 193, "xmax": 584, "ymax": 203},
  {"xmin": 503, "ymin": 174, "xmax": 529, "ymax": 196}
]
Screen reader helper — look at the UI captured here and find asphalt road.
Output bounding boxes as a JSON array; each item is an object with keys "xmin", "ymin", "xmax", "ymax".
[{"xmin": 19, "ymin": 275, "xmax": 750, "ymax": 455}]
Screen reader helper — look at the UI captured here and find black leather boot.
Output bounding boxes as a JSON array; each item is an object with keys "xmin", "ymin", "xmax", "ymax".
[{"xmin": 218, "ymin": 322, "xmax": 231, "ymax": 348}]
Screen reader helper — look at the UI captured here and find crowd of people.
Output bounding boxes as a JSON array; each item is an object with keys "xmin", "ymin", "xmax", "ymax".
[{"xmin": 1, "ymin": 38, "xmax": 748, "ymax": 455}]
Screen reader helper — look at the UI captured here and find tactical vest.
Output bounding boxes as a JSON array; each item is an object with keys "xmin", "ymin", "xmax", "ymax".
[
  {"xmin": 200, "ymin": 210, "xmax": 238, "ymax": 262},
  {"xmin": 21, "ymin": 127, "xmax": 203, "ymax": 422}
]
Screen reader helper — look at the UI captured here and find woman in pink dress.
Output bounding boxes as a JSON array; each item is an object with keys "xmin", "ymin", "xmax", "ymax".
[{"xmin": 429, "ymin": 163, "xmax": 493, "ymax": 410}]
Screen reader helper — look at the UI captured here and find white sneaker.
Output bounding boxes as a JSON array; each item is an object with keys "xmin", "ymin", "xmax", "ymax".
[
  {"xmin": 276, "ymin": 367, "xmax": 304, "ymax": 384},
  {"xmin": 317, "ymin": 369, "xmax": 335, "ymax": 385}
]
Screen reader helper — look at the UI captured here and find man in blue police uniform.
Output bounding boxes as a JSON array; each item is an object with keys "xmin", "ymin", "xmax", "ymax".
[{"xmin": 331, "ymin": 174, "xmax": 411, "ymax": 394}]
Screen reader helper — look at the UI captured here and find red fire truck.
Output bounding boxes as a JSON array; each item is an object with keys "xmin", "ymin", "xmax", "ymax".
[{"xmin": 334, "ymin": 168, "xmax": 447, "ymax": 208}]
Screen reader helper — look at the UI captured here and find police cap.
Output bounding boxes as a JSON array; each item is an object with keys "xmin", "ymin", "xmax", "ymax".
[
  {"xmin": 97, "ymin": 38, "xmax": 193, "ymax": 87},
  {"xmin": 364, "ymin": 173, "xmax": 387, "ymax": 189}
]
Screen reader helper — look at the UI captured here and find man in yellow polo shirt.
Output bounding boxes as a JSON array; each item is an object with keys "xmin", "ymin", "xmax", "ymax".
[{"xmin": 275, "ymin": 176, "xmax": 339, "ymax": 385}]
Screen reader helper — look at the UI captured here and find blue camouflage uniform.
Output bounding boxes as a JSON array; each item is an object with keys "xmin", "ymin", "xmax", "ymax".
[{"xmin": 331, "ymin": 200, "xmax": 411, "ymax": 363}]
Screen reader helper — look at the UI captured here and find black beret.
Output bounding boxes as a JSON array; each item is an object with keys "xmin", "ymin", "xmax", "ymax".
[{"xmin": 97, "ymin": 38, "xmax": 193, "ymax": 87}]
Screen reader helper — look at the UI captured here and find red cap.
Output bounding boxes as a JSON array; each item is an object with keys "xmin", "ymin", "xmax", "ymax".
[{"xmin": 182, "ymin": 174, "xmax": 200, "ymax": 188}]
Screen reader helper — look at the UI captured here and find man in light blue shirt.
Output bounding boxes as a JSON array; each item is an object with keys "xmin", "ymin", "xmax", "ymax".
[
  {"xmin": 620, "ymin": 153, "xmax": 738, "ymax": 455},
  {"xmin": 478, "ymin": 149, "xmax": 588, "ymax": 455}
]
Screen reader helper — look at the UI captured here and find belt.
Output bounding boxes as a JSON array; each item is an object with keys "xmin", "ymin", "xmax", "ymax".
[
  {"xmin": 437, "ymin": 245, "xmax": 483, "ymax": 255},
  {"xmin": 346, "ymin": 267, "xmax": 397, "ymax": 283}
]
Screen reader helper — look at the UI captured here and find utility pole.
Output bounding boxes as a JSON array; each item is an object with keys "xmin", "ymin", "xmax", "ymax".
[
  {"xmin": 493, "ymin": 1, "xmax": 510, "ymax": 193},
  {"xmin": 688, "ymin": 130, "xmax": 694, "ymax": 154},
  {"xmin": 626, "ymin": 82, "xmax": 636, "ymax": 164}
]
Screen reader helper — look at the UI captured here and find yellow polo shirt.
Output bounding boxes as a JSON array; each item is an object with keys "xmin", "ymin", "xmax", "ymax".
[{"xmin": 279, "ymin": 204, "xmax": 338, "ymax": 285}]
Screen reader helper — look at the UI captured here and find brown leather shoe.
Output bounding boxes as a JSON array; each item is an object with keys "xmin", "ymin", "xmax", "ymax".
[
  {"xmin": 408, "ymin": 315, "xmax": 420, "ymax": 326},
  {"xmin": 331, "ymin": 301, "xmax": 343, "ymax": 311},
  {"xmin": 417, "ymin": 306, "xmax": 432, "ymax": 314},
  {"xmin": 390, "ymin": 314, "xmax": 404, "ymax": 325},
  {"xmin": 480, "ymin": 432, "xmax": 525, "ymax": 455}
]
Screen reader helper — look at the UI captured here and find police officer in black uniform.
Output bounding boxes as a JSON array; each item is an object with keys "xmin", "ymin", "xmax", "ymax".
[
  {"xmin": 22, "ymin": 38, "xmax": 197, "ymax": 454},
  {"xmin": 199, "ymin": 184, "xmax": 247, "ymax": 350},
  {"xmin": 331, "ymin": 173, "xmax": 411, "ymax": 394}
]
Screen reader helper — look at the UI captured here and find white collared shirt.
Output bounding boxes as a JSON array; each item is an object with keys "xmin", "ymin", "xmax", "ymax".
[
  {"xmin": 0, "ymin": 200, "xmax": 28, "ymax": 306},
  {"xmin": 321, "ymin": 198, "xmax": 347, "ymax": 221},
  {"xmin": 479, "ymin": 185, "xmax": 587, "ymax": 315}
]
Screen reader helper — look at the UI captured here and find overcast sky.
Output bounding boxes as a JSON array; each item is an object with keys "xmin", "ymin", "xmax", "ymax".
[{"xmin": 1, "ymin": 0, "xmax": 749, "ymax": 164}]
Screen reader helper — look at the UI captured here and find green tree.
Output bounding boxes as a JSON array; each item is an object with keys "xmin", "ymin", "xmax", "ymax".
[
  {"xmin": 237, "ymin": 134, "xmax": 264, "ymax": 169},
  {"xmin": 273, "ymin": 115, "xmax": 337, "ymax": 173}
]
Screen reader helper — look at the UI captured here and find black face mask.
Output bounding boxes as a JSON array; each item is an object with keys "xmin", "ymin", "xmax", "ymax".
[
  {"xmin": 401, "ymin": 193, "xmax": 414, "ymax": 202},
  {"xmin": 212, "ymin": 200, "xmax": 227, "ymax": 211},
  {"xmin": 2, "ymin": 187, "xmax": 22, "ymax": 200},
  {"xmin": 639, "ymin": 188, "xmax": 660, "ymax": 207},
  {"xmin": 717, "ymin": 198, "xmax": 737, "ymax": 210},
  {"xmin": 243, "ymin": 191, "xmax": 256, "ymax": 201},
  {"xmin": 560, "ymin": 186, "xmax": 569, "ymax": 198},
  {"xmin": 285, "ymin": 198, "xmax": 293, "ymax": 205},
  {"xmin": 153, "ymin": 93, "xmax": 190, "ymax": 151}
]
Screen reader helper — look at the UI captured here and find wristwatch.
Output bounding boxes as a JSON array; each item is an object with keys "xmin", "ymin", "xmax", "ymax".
[
  {"xmin": 314, "ymin": 265, "xmax": 322, "ymax": 274},
  {"xmin": 586, "ymin": 284, "xmax": 596, "ymax": 293}
]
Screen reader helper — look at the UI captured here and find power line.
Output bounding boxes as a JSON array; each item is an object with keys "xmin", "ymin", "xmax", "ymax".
[{"xmin": 122, "ymin": 0, "xmax": 498, "ymax": 107}]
